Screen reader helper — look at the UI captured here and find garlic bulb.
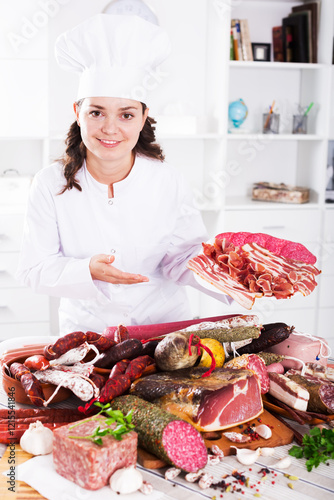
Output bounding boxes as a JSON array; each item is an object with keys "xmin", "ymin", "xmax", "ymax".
[
  {"xmin": 110, "ymin": 465, "xmax": 143, "ymax": 494},
  {"xmin": 273, "ymin": 456, "xmax": 292, "ymax": 469},
  {"xmin": 231, "ymin": 446, "xmax": 260, "ymax": 465},
  {"xmin": 260, "ymin": 447, "xmax": 275, "ymax": 457},
  {"xmin": 254, "ymin": 424, "xmax": 272, "ymax": 439},
  {"xmin": 20, "ymin": 420, "xmax": 53, "ymax": 455}
]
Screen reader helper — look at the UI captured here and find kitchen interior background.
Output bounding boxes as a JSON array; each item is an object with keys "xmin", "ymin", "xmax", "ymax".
[{"xmin": 0, "ymin": 0, "xmax": 333, "ymax": 354}]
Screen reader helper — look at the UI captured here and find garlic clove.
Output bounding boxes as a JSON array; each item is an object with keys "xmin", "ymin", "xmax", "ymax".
[
  {"xmin": 260, "ymin": 447, "xmax": 275, "ymax": 457},
  {"xmin": 110, "ymin": 465, "xmax": 143, "ymax": 494},
  {"xmin": 230, "ymin": 446, "xmax": 261, "ymax": 465},
  {"xmin": 273, "ymin": 456, "xmax": 292, "ymax": 469},
  {"xmin": 20, "ymin": 420, "xmax": 53, "ymax": 456},
  {"xmin": 254, "ymin": 424, "xmax": 272, "ymax": 439}
]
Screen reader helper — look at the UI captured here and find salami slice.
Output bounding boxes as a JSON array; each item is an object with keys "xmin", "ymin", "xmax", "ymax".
[
  {"xmin": 110, "ymin": 395, "xmax": 208, "ymax": 472},
  {"xmin": 216, "ymin": 232, "xmax": 316, "ymax": 265}
]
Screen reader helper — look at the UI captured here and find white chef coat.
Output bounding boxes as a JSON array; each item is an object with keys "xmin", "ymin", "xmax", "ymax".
[{"xmin": 16, "ymin": 156, "xmax": 231, "ymax": 334}]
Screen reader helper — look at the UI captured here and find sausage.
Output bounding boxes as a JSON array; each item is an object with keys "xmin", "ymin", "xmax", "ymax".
[
  {"xmin": 94, "ymin": 339, "xmax": 143, "ymax": 368},
  {"xmin": 98, "ymin": 374, "xmax": 132, "ymax": 403},
  {"xmin": 0, "ymin": 407, "xmax": 89, "ymax": 421},
  {"xmin": 51, "ymin": 331, "xmax": 87, "ymax": 356},
  {"xmin": 86, "ymin": 331, "xmax": 116, "ymax": 352},
  {"xmin": 9, "ymin": 362, "xmax": 30, "ymax": 380},
  {"xmin": 34, "ymin": 369, "xmax": 97, "ymax": 402},
  {"xmin": 24, "ymin": 355, "xmax": 50, "ymax": 371},
  {"xmin": 20, "ymin": 372, "xmax": 45, "ymax": 407},
  {"xmin": 154, "ymin": 332, "xmax": 199, "ymax": 371},
  {"xmin": 125, "ymin": 355, "xmax": 155, "ymax": 381},
  {"xmin": 141, "ymin": 340, "xmax": 160, "ymax": 357},
  {"xmin": 109, "ymin": 359, "xmax": 130, "ymax": 379},
  {"xmin": 89, "ymin": 372, "xmax": 107, "ymax": 391},
  {"xmin": 110, "ymin": 395, "xmax": 208, "ymax": 472},
  {"xmin": 237, "ymin": 323, "xmax": 293, "ymax": 355},
  {"xmin": 114, "ymin": 324, "xmax": 130, "ymax": 344}
]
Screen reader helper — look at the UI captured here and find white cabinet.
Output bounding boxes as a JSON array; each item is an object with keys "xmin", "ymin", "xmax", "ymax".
[{"xmin": 0, "ymin": 204, "xmax": 50, "ymax": 340}]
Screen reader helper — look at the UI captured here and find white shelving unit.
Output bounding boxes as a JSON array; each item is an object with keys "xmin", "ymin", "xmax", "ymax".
[{"xmin": 1, "ymin": 0, "xmax": 333, "ymax": 351}]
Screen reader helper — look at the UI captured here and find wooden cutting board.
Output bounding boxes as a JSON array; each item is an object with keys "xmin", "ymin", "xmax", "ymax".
[
  {"xmin": 0, "ymin": 445, "xmax": 41, "ymax": 500},
  {"xmin": 203, "ymin": 409, "xmax": 294, "ymax": 455},
  {"xmin": 137, "ymin": 409, "xmax": 294, "ymax": 469}
]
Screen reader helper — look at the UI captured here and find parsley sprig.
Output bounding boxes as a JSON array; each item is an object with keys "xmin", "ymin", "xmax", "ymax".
[
  {"xmin": 289, "ymin": 427, "xmax": 334, "ymax": 472},
  {"xmin": 68, "ymin": 402, "xmax": 135, "ymax": 446}
]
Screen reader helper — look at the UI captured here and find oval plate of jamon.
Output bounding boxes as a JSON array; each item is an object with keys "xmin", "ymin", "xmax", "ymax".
[{"xmin": 188, "ymin": 232, "xmax": 321, "ymax": 310}]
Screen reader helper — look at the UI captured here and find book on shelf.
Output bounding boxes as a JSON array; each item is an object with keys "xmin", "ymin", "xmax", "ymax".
[
  {"xmin": 239, "ymin": 19, "xmax": 253, "ymax": 61},
  {"xmin": 292, "ymin": 1, "xmax": 320, "ymax": 63},
  {"xmin": 231, "ymin": 19, "xmax": 243, "ymax": 61},
  {"xmin": 289, "ymin": 11, "xmax": 312, "ymax": 63},
  {"xmin": 272, "ymin": 26, "xmax": 284, "ymax": 62},
  {"xmin": 230, "ymin": 29, "xmax": 234, "ymax": 60},
  {"xmin": 282, "ymin": 13, "xmax": 309, "ymax": 63}
]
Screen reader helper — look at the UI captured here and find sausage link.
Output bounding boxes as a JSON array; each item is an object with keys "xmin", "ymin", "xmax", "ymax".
[
  {"xmin": 10, "ymin": 362, "xmax": 30, "ymax": 380},
  {"xmin": 20, "ymin": 372, "xmax": 45, "ymax": 407},
  {"xmin": 114, "ymin": 324, "xmax": 130, "ymax": 343},
  {"xmin": 99, "ymin": 373, "xmax": 132, "ymax": 403},
  {"xmin": 51, "ymin": 331, "xmax": 87, "ymax": 356},
  {"xmin": 94, "ymin": 339, "xmax": 143, "ymax": 368},
  {"xmin": 109, "ymin": 359, "xmax": 130, "ymax": 379},
  {"xmin": 125, "ymin": 355, "xmax": 155, "ymax": 382},
  {"xmin": 24, "ymin": 355, "xmax": 50, "ymax": 371},
  {"xmin": 86, "ymin": 331, "xmax": 117, "ymax": 352},
  {"xmin": 89, "ymin": 372, "xmax": 107, "ymax": 391}
]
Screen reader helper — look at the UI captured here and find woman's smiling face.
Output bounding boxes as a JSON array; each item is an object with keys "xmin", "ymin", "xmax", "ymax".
[{"xmin": 74, "ymin": 96, "xmax": 149, "ymax": 166}]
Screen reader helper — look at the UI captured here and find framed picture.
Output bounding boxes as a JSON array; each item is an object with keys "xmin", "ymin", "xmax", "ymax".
[{"xmin": 252, "ymin": 43, "xmax": 271, "ymax": 62}]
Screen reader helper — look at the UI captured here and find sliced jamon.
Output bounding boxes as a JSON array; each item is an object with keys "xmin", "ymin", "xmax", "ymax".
[{"xmin": 188, "ymin": 233, "xmax": 321, "ymax": 309}]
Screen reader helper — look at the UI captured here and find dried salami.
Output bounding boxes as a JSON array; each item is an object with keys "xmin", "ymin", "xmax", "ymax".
[{"xmin": 110, "ymin": 395, "xmax": 208, "ymax": 472}]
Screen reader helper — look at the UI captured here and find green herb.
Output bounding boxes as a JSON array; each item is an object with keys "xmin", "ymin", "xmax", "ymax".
[
  {"xmin": 68, "ymin": 403, "xmax": 135, "ymax": 446},
  {"xmin": 289, "ymin": 427, "xmax": 334, "ymax": 472}
]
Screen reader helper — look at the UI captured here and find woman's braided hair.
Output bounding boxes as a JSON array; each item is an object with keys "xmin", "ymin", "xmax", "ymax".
[{"xmin": 58, "ymin": 101, "xmax": 164, "ymax": 194}]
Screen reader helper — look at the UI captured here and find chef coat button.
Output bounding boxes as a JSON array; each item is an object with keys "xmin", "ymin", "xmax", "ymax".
[
  {"xmin": 108, "ymin": 199, "xmax": 113, "ymax": 205},
  {"xmin": 110, "ymin": 249, "xmax": 116, "ymax": 254}
]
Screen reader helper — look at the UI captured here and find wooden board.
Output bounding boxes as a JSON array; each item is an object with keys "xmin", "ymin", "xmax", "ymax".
[
  {"xmin": 0, "ymin": 445, "xmax": 41, "ymax": 500},
  {"xmin": 203, "ymin": 409, "xmax": 294, "ymax": 455},
  {"xmin": 137, "ymin": 409, "xmax": 294, "ymax": 469}
]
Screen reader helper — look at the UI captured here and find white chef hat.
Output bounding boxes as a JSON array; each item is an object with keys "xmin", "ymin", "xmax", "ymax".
[{"xmin": 55, "ymin": 13, "xmax": 171, "ymax": 102}]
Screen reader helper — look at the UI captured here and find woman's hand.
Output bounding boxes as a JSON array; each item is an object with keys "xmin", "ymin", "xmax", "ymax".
[{"xmin": 89, "ymin": 254, "xmax": 149, "ymax": 285}]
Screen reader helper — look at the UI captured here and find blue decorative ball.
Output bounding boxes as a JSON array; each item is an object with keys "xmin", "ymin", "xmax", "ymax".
[{"xmin": 228, "ymin": 99, "xmax": 248, "ymax": 128}]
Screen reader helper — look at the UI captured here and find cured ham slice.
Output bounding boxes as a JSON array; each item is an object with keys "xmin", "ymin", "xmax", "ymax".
[
  {"xmin": 187, "ymin": 232, "xmax": 321, "ymax": 309},
  {"xmin": 130, "ymin": 367, "xmax": 263, "ymax": 432}
]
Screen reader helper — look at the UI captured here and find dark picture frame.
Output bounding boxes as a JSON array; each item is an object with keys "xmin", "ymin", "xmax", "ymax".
[{"xmin": 252, "ymin": 43, "xmax": 271, "ymax": 62}]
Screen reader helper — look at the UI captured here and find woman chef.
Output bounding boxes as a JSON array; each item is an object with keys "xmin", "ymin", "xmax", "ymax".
[{"xmin": 16, "ymin": 14, "xmax": 231, "ymax": 335}]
